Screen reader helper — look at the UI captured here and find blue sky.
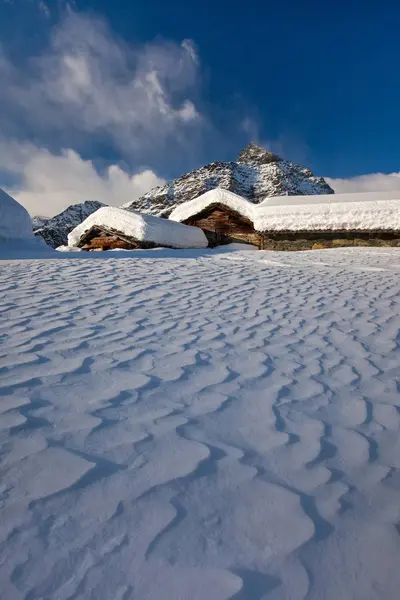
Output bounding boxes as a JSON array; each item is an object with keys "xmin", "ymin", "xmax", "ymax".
[{"xmin": 1, "ymin": 0, "xmax": 400, "ymax": 215}]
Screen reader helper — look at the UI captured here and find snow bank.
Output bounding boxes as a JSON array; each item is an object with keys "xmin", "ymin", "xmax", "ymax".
[
  {"xmin": 169, "ymin": 188, "xmax": 255, "ymax": 223},
  {"xmin": 0, "ymin": 188, "xmax": 34, "ymax": 240},
  {"xmin": 56, "ymin": 245, "xmax": 84, "ymax": 252},
  {"xmin": 170, "ymin": 187, "xmax": 400, "ymax": 232},
  {"xmin": 0, "ymin": 188, "xmax": 54, "ymax": 258},
  {"xmin": 68, "ymin": 207, "xmax": 208, "ymax": 249}
]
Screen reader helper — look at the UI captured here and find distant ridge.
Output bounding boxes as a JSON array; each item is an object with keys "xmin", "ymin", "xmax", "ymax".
[{"xmin": 33, "ymin": 200, "xmax": 106, "ymax": 248}]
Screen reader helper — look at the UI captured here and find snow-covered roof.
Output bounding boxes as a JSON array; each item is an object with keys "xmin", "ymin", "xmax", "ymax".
[
  {"xmin": 0, "ymin": 188, "xmax": 34, "ymax": 240},
  {"xmin": 169, "ymin": 188, "xmax": 400, "ymax": 233},
  {"xmin": 68, "ymin": 207, "xmax": 208, "ymax": 249},
  {"xmin": 169, "ymin": 188, "xmax": 256, "ymax": 223},
  {"xmin": 255, "ymin": 194, "xmax": 400, "ymax": 232},
  {"xmin": 259, "ymin": 190, "xmax": 400, "ymax": 208}
]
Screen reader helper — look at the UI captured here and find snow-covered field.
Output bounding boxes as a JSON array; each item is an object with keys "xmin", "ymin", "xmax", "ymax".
[{"xmin": 1, "ymin": 246, "xmax": 400, "ymax": 600}]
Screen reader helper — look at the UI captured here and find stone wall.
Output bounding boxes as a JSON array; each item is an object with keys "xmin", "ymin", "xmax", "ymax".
[{"xmin": 260, "ymin": 231, "xmax": 400, "ymax": 251}]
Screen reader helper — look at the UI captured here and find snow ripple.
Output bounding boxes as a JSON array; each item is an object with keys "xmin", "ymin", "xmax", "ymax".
[{"xmin": 1, "ymin": 247, "xmax": 400, "ymax": 599}]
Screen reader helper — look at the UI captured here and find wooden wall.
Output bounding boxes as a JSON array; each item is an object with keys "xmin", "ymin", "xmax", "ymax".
[
  {"xmin": 78, "ymin": 226, "xmax": 157, "ymax": 251},
  {"xmin": 184, "ymin": 205, "xmax": 263, "ymax": 247}
]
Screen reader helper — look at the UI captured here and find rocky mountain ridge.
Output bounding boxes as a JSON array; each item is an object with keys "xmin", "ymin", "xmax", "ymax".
[
  {"xmin": 31, "ymin": 215, "xmax": 49, "ymax": 230},
  {"xmin": 33, "ymin": 200, "xmax": 106, "ymax": 248},
  {"xmin": 122, "ymin": 143, "xmax": 334, "ymax": 216}
]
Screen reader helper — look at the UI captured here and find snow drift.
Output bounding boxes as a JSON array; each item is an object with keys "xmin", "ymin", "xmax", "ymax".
[
  {"xmin": 68, "ymin": 206, "xmax": 208, "ymax": 249},
  {"xmin": 0, "ymin": 188, "xmax": 52, "ymax": 257},
  {"xmin": 0, "ymin": 188, "xmax": 34, "ymax": 240},
  {"xmin": 2, "ymin": 247, "xmax": 400, "ymax": 599}
]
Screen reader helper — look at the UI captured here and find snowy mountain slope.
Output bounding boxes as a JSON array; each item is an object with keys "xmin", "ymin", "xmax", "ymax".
[
  {"xmin": 31, "ymin": 215, "xmax": 49, "ymax": 230},
  {"xmin": 33, "ymin": 200, "xmax": 106, "ymax": 248},
  {"xmin": 122, "ymin": 143, "xmax": 334, "ymax": 216},
  {"xmin": 68, "ymin": 207, "xmax": 208, "ymax": 249},
  {"xmin": 1, "ymin": 247, "xmax": 400, "ymax": 599}
]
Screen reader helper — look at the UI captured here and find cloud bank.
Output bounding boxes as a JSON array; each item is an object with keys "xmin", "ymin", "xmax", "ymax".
[
  {"xmin": 1, "ymin": 142, "xmax": 165, "ymax": 217},
  {"xmin": 0, "ymin": 10, "xmax": 201, "ymax": 156},
  {"xmin": 0, "ymin": 9, "xmax": 201, "ymax": 215},
  {"xmin": 326, "ymin": 173, "xmax": 400, "ymax": 194}
]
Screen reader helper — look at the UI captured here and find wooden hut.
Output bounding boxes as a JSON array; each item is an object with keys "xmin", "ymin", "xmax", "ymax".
[
  {"xmin": 67, "ymin": 207, "xmax": 208, "ymax": 251},
  {"xmin": 170, "ymin": 188, "xmax": 400, "ymax": 250},
  {"xmin": 255, "ymin": 192, "xmax": 400, "ymax": 250},
  {"xmin": 169, "ymin": 189, "xmax": 262, "ymax": 247}
]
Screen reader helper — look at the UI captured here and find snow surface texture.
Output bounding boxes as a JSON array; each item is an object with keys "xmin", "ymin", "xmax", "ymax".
[
  {"xmin": 1, "ymin": 246, "xmax": 400, "ymax": 599},
  {"xmin": 121, "ymin": 143, "xmax": 334, "ymax": 217},
  {"xmin": 68, "ymin": 206, "xmax": 208, "ymax": 249},
  {"xmin": 170, "ymin": 188, "xmax": 400, "ymax": 232},
  {"xmin": 33, "ymin": 200, "xmax": 106, "ymax": 248}
]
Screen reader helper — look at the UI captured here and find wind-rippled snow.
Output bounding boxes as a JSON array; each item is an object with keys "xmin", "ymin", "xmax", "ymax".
[{"xmin": 1, "ymin": 246, "xmax": 400, "ymax": 600}]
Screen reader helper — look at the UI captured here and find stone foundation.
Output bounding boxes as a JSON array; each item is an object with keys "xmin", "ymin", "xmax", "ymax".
[{"xmin": 260, "ymin": 232, "xmax": 400, "ymax": 251}]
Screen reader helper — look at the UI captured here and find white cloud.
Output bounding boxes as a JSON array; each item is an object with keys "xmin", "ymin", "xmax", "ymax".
[
  {"xmin": 0, "ymin": 11, "xmax": 201, "ymax": 159},
  {"xmin": 0, "ymin": 10, "xmax": 203, "ymax": 217},
  {"xmin": 240, "ymin": 116, "xmax": 261, "ymax": 141},
  {"xmin": 326, "ymin": 173, "xmax": 400, "ymax": 194},
  {"xmin": 1, "ymin": 142, "xmax": 165, "ymax": 217},
  {"xmin": 38, "ymin": 1, "xmax": 50, "ymax": 18}
]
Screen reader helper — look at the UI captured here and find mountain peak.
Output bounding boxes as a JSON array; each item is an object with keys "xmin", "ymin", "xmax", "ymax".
[
  {"xmin": 237, "ymin": 142, "xmax": 282, "ymax": 166},
  {"xmin": 122, "ymin": 148, "xmax": 334, "ymax": 217}
]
